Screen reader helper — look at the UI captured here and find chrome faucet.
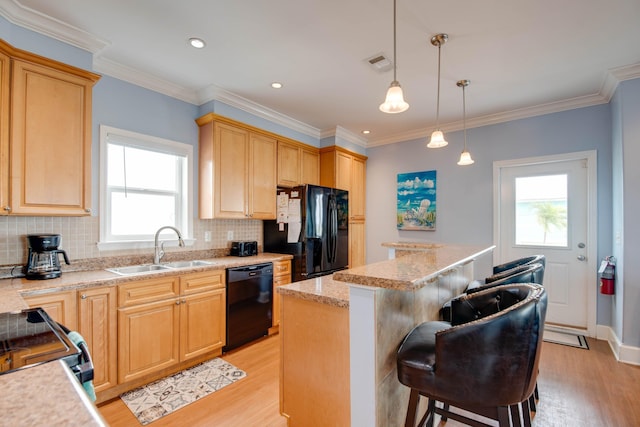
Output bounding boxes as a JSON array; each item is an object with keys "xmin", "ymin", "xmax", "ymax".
[{"xmin": 154, "ymin": 226, "xmax": 185, "ymax": 264}]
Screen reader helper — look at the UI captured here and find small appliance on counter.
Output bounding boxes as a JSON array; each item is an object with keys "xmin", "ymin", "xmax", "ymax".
[
  {"xmin": 25, "ymin": 234, "xmax": 70, "ymax": 280},
  {"xmin": 230, "ymin": 240, "xmax": 258, "ymax": 257}
]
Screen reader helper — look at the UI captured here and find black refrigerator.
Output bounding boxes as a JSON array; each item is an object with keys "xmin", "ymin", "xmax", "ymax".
[{"xmin": 264, "ymin": 184, "xmax": 349, "ymax": 282}]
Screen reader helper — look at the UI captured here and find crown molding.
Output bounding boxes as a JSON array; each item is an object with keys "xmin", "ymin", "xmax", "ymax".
[
  {"xmin": 320, "ymin": 125, "xmax": 368, "ymax": 147},
  {"xmin": 198, "ymin": 84, "xmax": 321, "ymax": 139},
  {"xmin": 0, "ymin": 0, "xmax": 109, "ymax": 53},
  {"xmin": 93, "ymin": 56, "xmax": 200, "ymax": 105}
]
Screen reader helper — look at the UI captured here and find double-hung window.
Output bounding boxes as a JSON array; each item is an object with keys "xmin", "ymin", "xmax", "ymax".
[{"xmin": 99, "ymin": 125, "xmax": 193, "ymax": 249}]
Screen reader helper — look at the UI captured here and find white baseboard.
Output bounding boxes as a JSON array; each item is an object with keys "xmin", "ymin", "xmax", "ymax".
[{"xmin": 596, "ymin": 324, "xmax": 640, "ymax": 366}]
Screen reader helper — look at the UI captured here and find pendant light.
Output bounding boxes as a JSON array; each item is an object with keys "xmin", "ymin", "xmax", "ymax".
[
  {"xmin": 456, "ymin": 79, "xmax": 474, "ymax": 165},
  {"xmin": 427, "ymin": 33, "xmax": 448, "ymax": 148},
  {"xmin": 379, "ymin": 0, "xmax": 409, "ymax": 113}
]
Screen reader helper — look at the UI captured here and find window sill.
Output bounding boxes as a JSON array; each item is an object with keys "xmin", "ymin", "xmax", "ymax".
[{"xmin": 97, "ymin": 238, "xmax": 195, "ymax": 252}]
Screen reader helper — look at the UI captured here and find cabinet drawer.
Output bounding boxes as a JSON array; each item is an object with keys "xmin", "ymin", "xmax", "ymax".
[
  {"xmin": 273, "ymin": 260, "xmax": 291, "ymax": 277},
  {"xmin": 180, "ymin": 270, "xmax": 225, "ymax": 295},
  {"xmin": 118, "ymin": 276, "xmax": 180, "ymax": 307}
]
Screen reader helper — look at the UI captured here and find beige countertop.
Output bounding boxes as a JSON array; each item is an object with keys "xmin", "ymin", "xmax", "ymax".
[
  {"xmin": 0, "ymin": 253, "xmax": 293, "ymax": 313},
  {"xmin": 0, "ymin": 252, "xmax": 293, "ymax": 425},
  {"xmin": 333, "ymin": 244, "xmax": 494, "ymax": 291},
  {"xmin": 278, "ymin": 275, "xmax": 349, "ymax": 308},
  {"xmin": 0, "ymin": 360, "xmax": 107, "ymax": 426}
]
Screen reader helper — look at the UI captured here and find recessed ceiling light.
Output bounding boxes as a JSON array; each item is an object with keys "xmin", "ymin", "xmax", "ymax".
[
  {"xmin": 271, "ymin": 82, "xmax": 283, "ymax": 89},
  {"xmin": 189, "ymin": 38, "xmax": 206, "ymax": 49},
  {"xmin": 362, "ymin": 130, "xmax": 371, "ymax": 135}
]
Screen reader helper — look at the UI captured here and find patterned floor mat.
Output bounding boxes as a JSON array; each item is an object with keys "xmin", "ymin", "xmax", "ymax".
[{"xmin": 120, "ymin": 358, "xmax": 247, "ymax": 425}]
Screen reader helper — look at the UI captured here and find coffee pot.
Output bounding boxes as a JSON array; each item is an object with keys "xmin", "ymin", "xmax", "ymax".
[{"xmin": 25, "ymin": 234, "xmax": 70, "ymax": 280}]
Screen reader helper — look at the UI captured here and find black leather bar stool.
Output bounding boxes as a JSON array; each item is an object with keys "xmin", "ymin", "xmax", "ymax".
[{"xmin": 398, "ymin": 284, "xmax": 547, "ymax": 427}]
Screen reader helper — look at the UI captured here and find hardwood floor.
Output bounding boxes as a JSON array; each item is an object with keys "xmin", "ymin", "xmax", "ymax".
[
  {"xmin": 99, "ymin": 335, "xmax": 640, "ymax": 426},
  {"xmin": 98, "ymin": 335, "xmax": 287, "ymax": 427}
]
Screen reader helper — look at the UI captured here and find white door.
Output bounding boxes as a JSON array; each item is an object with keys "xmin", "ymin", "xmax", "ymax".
[{"xmin": 494, "ymin": 151, "xmax": 597, "ymax": 334}]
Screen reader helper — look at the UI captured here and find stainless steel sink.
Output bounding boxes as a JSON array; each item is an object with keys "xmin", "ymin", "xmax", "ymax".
[
  {"xmin": 106, "ymin": 264, "xmax": 172, "ymax": 276},
  {"xmin": 163, "ymin": 260, "xmax": 213, "ymax": 269}
]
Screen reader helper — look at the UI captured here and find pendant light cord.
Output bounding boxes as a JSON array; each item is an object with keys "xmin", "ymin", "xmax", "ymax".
[
  {"xmin": 392, "ymin": 0, "xmax": 397, "ymax": 82},
  {"xmin": 462, "ymin": 84, "xmax": 467, "ymax": 150},
  {"xmin": 435, "ymin": 42, "xmax": 442, "ymax": 128}
]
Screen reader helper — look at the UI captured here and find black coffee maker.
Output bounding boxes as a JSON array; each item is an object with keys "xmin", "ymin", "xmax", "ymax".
[{"xmin": 25, "ymin": 234, "xmax": 70, "ymax": 280}]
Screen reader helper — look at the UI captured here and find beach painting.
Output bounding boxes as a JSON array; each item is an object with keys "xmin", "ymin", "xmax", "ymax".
[{"xmin": 397, "ymin": 170, "xmax": 437, "ymax": 230}]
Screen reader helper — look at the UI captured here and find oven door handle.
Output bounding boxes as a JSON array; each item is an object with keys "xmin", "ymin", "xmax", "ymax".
[{"xmin": 57, "ymin": 322, "xmax": 95, "ymax": 383}]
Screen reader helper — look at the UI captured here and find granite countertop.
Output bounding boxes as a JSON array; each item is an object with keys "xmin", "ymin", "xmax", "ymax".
[
  {"xmin": 333, "ymin": 244, "xmax": 494, "ymax": 291},
  {"xmin": 381, "ymin": 241, "xmax": 445, "ymax": 251},
  {"xmin": 278, "ymin": 275, "xmax": 349, "ymax": 308},
  {"xmin": 0, "ymin": 360, "xmax": 107, "ymax": 426},
  {"xmin": 0, "ymin": 253, "xmax": 293, "ymax": 313}
]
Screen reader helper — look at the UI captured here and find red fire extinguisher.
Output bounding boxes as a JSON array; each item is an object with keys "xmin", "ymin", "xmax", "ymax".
[{"xmin": 599, "ymin": 256, "xmax": 615, "ymax": 295}]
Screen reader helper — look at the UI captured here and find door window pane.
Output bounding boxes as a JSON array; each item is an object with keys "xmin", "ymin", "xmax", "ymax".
[{"xmin": 515, "ymin": 174, "xmax": 568, "ymax": 246}]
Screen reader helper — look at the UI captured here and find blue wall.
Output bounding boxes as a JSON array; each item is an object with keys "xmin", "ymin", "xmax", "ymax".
[{"xmin": 365, "ymin": 104, "xmax": 613, "ymax": 325}]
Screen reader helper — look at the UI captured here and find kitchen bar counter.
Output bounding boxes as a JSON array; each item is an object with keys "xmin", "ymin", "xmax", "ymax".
[{"xmin": 278, "ymin": 243, "xmax": 494, "ymax": 427}]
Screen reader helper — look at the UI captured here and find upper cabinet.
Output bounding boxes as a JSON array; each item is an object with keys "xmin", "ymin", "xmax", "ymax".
[
  {"xmin": 277, "ymin": 139, "xmax": 319, "ymax": 187},
  {"xmin": 320, "ymin": 146, "xmax": 368, "ymax": 267},
  {"xmin": 0, "ymin": 40, "xmax": 100, "ymax": 216},
  {"xmin": 197, "ymin": 114, "xmax": 277, "ymax": 219}
]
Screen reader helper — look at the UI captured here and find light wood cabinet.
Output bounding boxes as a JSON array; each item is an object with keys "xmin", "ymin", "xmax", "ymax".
[
  {"xmin": 198, "ymin": 114, "xmax": 277, "ymax": 219},
  {"xmin": 0, "ymin": 48, "xmax": 9, "ymax": 214},
  {"xmin": 272, "ymin": 259, "xmax": 292, "ymax": 328},
  {"xmin": 0, "ymin": 40, "xmax": 99, "ymax": 216},
  {"xmin": 117, "ymin": 271, "xmax": 225, "ymax": 383},
  {"xmin": 78, "ymin": 286, "xmax": 117, "ymax": 393},
  {"xmin": 320, "ymin": 146, "xmax": 368, "ymax": 267},
  {"xmin": 277, "ymin": 140, "xmax": 320, "ymax": 187},
  {"xmin": 24, "ymin": 290, "xmax": 78, "ymax": 331}
]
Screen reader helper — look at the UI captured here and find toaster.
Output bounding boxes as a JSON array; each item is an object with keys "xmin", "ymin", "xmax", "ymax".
[{"xmin": 230, "ymin": 241, "xmax": 258, "ymax": 257}]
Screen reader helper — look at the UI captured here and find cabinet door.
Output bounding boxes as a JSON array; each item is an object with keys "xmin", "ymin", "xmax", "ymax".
[
  {"xmin": 118, "ymin": 299, "xmax": 180, "ymax": 383},
  {"xmin": 351, "ymin": 157, "xmax": 366, "ymax": 220},
  {"xmin": 78, "ymin": 287, "xmax": 117, "ymax": 393},
  {"xmin": 180, "ymin": 288, "xmax": 226, "ymax": 361},
  {"xmin": 215, "ymin": 122, "xmax": 248, "ymax": 218},
  {"xmin": 277, "ymin": 141, "xmax": 301, "ymax": 188},
  {"xmin": 24, "ymin": 290, "xmax": 77, "ymax": 330},
  {"xmin": 0, "ymin": 49, "xmax": 9, "ymax": 215},
  {"xmin": 10, "ymin": 59, "xmax": 93, "ymax": 215},
  {"xmin": 335, "ymin": 151, "xmax": 352, "ymax": 192},
  {"xmin": 349, "ymin": 220, "xmax": 366, "ymax": 268},
  {"xmin": 249, "ymin": 132, "xmax": 277, "ymax": 219},
  {"xmin": 300, "ymin": 147, "xmax": 320, "ymax": 185},
  {"xmin": 272, "ymin": 260, "xmax": 292, "ymax": 327}
]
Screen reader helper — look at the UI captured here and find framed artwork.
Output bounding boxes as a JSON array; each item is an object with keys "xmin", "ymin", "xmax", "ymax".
[{"xmin": 397, "ymin": 170, "xmax": 437, "ymax": 230}]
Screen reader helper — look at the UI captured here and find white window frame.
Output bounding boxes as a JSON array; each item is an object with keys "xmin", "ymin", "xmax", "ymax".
[{"xmin": 98, "ymin": 125, "xmax": 194, "ymax": 251}]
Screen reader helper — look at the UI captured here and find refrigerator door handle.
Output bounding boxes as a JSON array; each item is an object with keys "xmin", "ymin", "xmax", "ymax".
[{"xmin": 327, "ymin": 195, "xmax": 338, "ymax": 264}]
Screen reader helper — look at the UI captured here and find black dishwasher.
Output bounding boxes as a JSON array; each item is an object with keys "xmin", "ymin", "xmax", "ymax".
[{"xmin": 225, "ymin": 263, "xmax": 273, "ymax": 351}]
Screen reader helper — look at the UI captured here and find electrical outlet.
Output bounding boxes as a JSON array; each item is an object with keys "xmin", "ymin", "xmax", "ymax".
[
  {"xmin": 227, "ymin": 230, "xmax": 234, "ymax": 241},
  {"xmin": 204, "ymin": 231, "xmax": 211, "ymax": 242}
]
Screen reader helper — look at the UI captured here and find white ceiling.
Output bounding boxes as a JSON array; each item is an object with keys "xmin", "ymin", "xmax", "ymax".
[{"xmin": 2, "ymin": 0, "xmax": 640, "ymax": 146}]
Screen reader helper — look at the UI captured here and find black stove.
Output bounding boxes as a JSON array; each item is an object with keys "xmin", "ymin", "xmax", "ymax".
[{"xmin": 0, "ymin": 308, "xmax": 93, "ymax": 383}]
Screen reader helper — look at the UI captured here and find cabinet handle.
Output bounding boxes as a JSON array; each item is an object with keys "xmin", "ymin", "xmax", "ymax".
[
  {"xmin": 84, "ymin": 208, "xmax": 91, "ymax": 213},
  {"xmin": 81, "ymin": 294, "xmax": 87, "ymax": 299},
  {"xmin": 175, "ymin": 300, "xmax": 181, "ymax": 305},
  {"xmin": 3, "ymin": 206, "xmax": 10, "ymax": 212},
  {"xmin": 182, "ymin": 299, "xmax": 187, "ymax": 304}
]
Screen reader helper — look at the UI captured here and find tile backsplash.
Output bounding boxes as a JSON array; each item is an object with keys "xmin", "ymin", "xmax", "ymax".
[{"xmin": 0, "ymin": 216, "xmax": 262, "ymax": 266}]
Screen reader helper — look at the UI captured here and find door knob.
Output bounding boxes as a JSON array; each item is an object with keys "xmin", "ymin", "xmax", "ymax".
[{"xmin": 577, "ymin": 255, "xmax": 586, "ymax": 261}]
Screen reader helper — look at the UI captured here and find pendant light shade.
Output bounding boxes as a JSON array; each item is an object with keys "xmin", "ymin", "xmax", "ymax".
[
  {"xmin": 380, "ymin": 81, "xmax": 409, "ymax": 113},
  {"xmin": 456, "ymin": 79, "xmax": 474, "ymax": 165},
  {"xmin": 379, "ymin": 0, "xmax": 409, "ymax": 114},
  {"xmin": 427, "ymin": 33, "xmax": 448, "ymax": 148}
]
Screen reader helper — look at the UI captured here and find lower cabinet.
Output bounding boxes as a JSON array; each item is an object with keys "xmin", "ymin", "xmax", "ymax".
[
  {"xmin": 272, "ymin": 260, "xmax": 292, "ymax": 328},
  {"xmin": 23, "ymin": 290, "xmax": 78, "ymax": 331},
  {"xmin": 78, "ymin": 286, "xmax": 117, "ymax": 393},
  {"xmin": 117, "ymin": 271, "xmax": 226, "ymax": 384}
]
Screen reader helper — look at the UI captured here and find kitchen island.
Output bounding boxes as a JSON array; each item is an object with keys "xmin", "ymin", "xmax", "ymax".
[{"xmin": 278, "ymin": 243, "xmax": 494, "ymax": 427}]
